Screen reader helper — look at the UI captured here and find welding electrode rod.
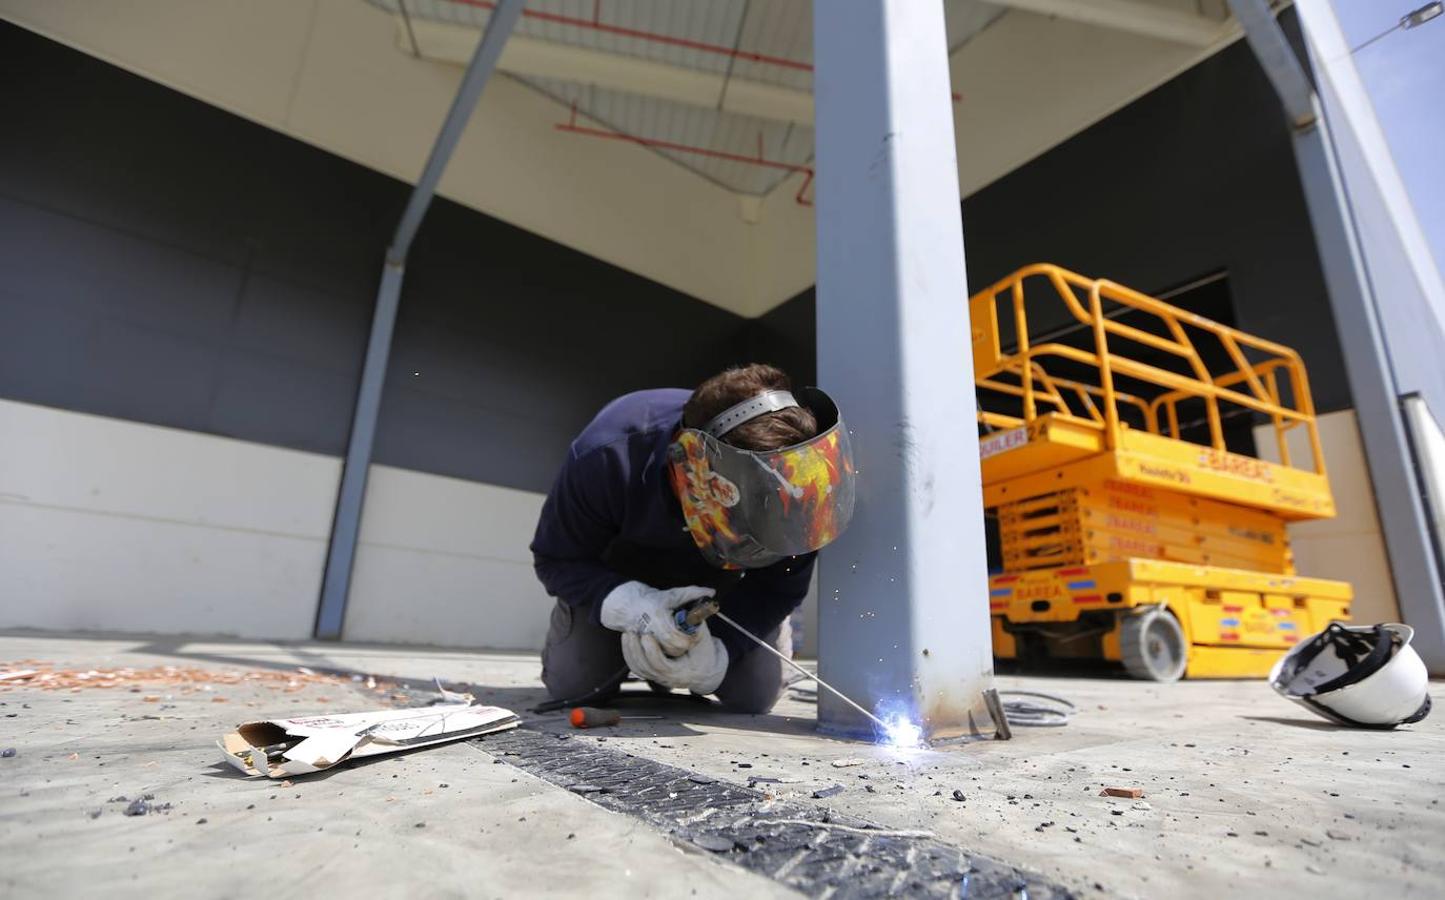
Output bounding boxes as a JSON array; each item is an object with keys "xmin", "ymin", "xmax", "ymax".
[{"xmin": 712, "ymin": 610, "xmax": 891, "ymax": 733}]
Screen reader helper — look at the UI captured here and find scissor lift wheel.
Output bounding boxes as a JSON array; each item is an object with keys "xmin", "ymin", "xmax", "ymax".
[{"xmin": 1120, "ymin": 608, "xmax": 1188, "ymax": 682}]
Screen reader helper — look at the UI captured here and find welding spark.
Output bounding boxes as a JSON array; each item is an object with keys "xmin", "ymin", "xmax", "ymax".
[
  {"xmin": 871, "ymin": 696, "xmax": 925, "ymax": 750},
  {"xmin": 880, "ymin": 713, "xmax": 923, "ymax": 750}
]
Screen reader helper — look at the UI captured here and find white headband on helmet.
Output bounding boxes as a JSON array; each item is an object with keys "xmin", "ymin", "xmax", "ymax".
[{"xmin": 702, "ymin": 390, "xmax": 799, "ymax": 438}]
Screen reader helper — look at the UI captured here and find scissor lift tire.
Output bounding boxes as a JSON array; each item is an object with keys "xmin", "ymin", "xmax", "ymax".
[{"xmin": 1120, "ymin": 608, "xmax": 1188, "ymax": 682}]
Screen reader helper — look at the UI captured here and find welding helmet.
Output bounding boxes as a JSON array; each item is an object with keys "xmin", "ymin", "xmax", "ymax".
[
  {"xmin": 1269, "ymin": 623, "xmax": 1432, "ymax": 729},
  {"xmin": 667, "ymin": 387, "xmax": 856, "ymax": 569}
]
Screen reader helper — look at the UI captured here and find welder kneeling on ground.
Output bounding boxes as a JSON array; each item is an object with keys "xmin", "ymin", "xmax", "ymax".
[{"xmin": 530, "ymin": 363, "xmax": 857, "ymax": 714}]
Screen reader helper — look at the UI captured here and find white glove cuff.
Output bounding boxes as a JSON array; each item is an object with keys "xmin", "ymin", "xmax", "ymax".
[{"xmin": 598, "ymin": 581, "xmax": 647, "ymax": 633}]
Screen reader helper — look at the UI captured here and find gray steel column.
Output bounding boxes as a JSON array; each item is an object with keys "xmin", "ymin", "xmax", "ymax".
[
  {"xmin": 813, "ymin": 1, "xmax": 996, "ymax": 740},
  {"xmin": 1229, "ymin": 0, "xmax": 1445, "ymax": 668},
  {"xmin": 315, "ymin": 0, "xmax": 526, "ymax": 640}
]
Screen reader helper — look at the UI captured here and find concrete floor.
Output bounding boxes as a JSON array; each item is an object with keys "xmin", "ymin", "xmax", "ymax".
[{"xmin": 1, "ymin": 631, "xmax": 1442, "ymax": 899}]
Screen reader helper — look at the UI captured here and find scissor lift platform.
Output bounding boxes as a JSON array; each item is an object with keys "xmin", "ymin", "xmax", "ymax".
[
  {"xmin": 973, "ymin": 265, "xmax": 1351, "ymax": 680},
  {"xmin": 987, "ymin": 559, "xmax": 1352, "ymax": 679},
  {"xmin": 980, "ymin": 413, "xmax": 1336, "ymax": 520}
]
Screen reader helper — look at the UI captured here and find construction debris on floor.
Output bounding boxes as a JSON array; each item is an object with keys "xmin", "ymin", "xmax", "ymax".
[
  {"xmin": 1, "ymin": 660, "xmax": 394, "ymax": 698},
  {"xmin": 5, "ymin": 658, "xmax": 524, "ymax": 779},
  {"xmin": 220, "ymin": 699, "xmax": 520, "ymax": 778}
]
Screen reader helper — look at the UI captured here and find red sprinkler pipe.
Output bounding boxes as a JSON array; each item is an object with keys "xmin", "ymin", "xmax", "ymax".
[
  {"xmin": 556, "ymin": 104, "xmax": 814, "ymax": 206},
  {"xmin": 449, "ymin": 0, "xmax": 813, "ymax": 72},
  {"xmin": 443, "ymin": 2, "xmax": 963, "ymax": 105}
]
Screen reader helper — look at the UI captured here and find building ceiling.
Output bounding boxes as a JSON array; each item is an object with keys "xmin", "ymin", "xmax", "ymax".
[
  {"xmin": 367, "ymin": 0, "xmax": 1007, "ymax": 197},
  {"xmin": 0, "ymin": 0, "xmax": 1247, "ymax": 316}
]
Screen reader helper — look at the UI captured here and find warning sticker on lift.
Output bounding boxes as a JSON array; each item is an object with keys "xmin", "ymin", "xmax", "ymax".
[{"xmin": 979, "ymin": 426, "xmax": 1028, "ymax": 459}]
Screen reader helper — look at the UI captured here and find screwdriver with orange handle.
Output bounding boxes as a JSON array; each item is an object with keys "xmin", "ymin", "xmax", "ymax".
[
  {"xmin": 568, "ymin": 707, "xmax": 662, "ymax": 728},
  {"xmin": 570, "ymin": 600, "xmax": 721, "ymax": 729}
]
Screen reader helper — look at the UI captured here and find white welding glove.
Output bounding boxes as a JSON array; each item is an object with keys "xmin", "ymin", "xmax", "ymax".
[
  {"xmin": 599, "ymin": 581, "xmax": 715, "ymax": 658},
  {"xmin": 621, "ymin": 625, "xmax": 729, "ymax": 696}
]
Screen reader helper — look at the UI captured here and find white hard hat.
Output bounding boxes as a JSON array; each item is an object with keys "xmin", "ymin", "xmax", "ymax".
[{"xmin": 1269, "ymin": 623, "xmax": 1432, "ymax": 728}]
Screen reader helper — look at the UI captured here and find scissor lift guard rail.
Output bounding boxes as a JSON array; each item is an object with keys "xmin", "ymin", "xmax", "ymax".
[{"xmin": 972, "ymin": 264, "xmax": 1352, "ymax": 681}]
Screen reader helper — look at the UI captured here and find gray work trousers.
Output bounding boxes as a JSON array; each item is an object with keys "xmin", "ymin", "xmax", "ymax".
[{"xmin": 540, "ymin": 600, "xmax": 788, "ymax": 714}]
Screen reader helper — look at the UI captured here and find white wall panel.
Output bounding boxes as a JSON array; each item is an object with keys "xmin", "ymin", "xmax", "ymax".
[
  {"xmin": 344, "ymin": 464, "xmax": 826, "ymax": 655},
  {"xmin": 1255, "ymin": 408, "xmax": 1401, "ymax": 625},
  {"xmin": 0, "ymin": 505, "xmax": 328, "ymax": 638},
  {"xmin": 343, "ymin": 465, "xmax": 552, "ymax": 649},
  {"xmin": 0, "ymin": 399, "xmax": 339, "ymax": 638}
]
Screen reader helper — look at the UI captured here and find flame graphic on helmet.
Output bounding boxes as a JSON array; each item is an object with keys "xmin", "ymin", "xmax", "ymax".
[
  {"xmin": 774, "ymin": 430, "xmax": 851, "ymax": 549},
  {"xmin": 668, "ymin": 431, "xmax": 744, "ymax": 568},
  {"xmin": 669, "ymin": 425, "xmax": 855, "ymax": 568}
]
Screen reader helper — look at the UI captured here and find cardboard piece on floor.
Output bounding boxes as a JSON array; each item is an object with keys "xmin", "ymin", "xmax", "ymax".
[{"xmin": 219, "ymin": 699, "xmax": 519, "ymax": 778}]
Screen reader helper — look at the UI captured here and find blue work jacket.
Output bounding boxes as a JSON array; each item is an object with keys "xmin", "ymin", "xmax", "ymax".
[{"xmin": 530, "ymin": 389, "xmax": 814, "ymax": 658}]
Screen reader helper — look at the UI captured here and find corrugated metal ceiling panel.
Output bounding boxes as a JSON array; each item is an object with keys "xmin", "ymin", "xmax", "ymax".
[
  {"xmin": 373, "ymin": 0, "xmax": 1003, "ymax": 75},
  {"xmin": 525, "ymin": 1, "xmax": 747, "ymax": 73},
  {"xmin": 522, "ymin": 75, "xmax": 813, "ymax": 196},
  {"xmin": 364, "ymin": 0, "xmax": 1005, "ymax": 197},
  {"xmin": 383, "ymin": 0, "xmax": 753, "ymax": 73},
  {"xmin": 728, "ymin": 0, "xmax": 811, "ymax": 90}
]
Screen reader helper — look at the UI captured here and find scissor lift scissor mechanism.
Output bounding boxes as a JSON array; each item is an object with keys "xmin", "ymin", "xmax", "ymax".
[{"xmin": 973, "ymin": 265, "xmax": 1352, "ymax": 681}]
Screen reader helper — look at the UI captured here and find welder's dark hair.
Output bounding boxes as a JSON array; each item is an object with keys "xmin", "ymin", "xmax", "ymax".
[{"xmin": 684, "ymin": 363, "xmax": 818, "ymax": 451}]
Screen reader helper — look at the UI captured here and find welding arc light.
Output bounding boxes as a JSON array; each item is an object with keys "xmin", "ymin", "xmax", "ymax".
[{"xmin": 881, "ymin": 714, "xmax": 923, "ymax": 749}]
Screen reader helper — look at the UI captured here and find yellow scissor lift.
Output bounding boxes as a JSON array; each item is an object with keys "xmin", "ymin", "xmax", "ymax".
[{"xmin": 973, "ymin": 265, "xmax": 1352, "ymax": 681}]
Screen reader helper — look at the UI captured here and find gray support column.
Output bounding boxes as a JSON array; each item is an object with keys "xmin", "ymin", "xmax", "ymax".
[
  {"xmin": 812, "ymin": 1, "xmax": 996, "ymax": 740},
  {"xmin": 315, "ymin": 0, "xmax": 526, "ymax": 639},
  {"xmin": 1229, "ymin": 0, "xmax": 1445, "ymax": 668}
]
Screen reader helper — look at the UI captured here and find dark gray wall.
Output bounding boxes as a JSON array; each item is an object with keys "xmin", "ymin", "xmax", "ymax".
[
  {"xmin": 747, "ymin": 287, "xmax": 817, "ymax": 388},
  {"xmin": 0, "ymin": 23, "xmax": 749, "ymax": 493},
  {"xmin": 376, "ymin": 198, "xmax": 748, "ymax": 487},
  {"xmin": 765, "ymin": 15, "xmax": 1352, "ymax": 415}
]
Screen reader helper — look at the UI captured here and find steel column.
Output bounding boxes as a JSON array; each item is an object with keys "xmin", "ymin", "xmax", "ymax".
[
  {"xmin": 813, "ymin": 1, "xmax": 996, "ymax": 739},
  {"xmin": 1229, "ymin": 0, "xmax": 1445, "ymax": 668},
  {"xmin": 315, "ymin": 0, "xmax": 525, "ymax": 639}
]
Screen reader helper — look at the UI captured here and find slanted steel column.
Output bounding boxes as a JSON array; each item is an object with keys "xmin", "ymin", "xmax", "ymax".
[
  {"xmin": 315, "ymin": 0, "xmax": 525, "ymax": 640},
  {"xmin": 813, "ymin": 1, "xmax": 995, "ymax": 739},
  {"xmin": 1229, "ymin": 0, "xmax": 1445, "ymax": 667}
]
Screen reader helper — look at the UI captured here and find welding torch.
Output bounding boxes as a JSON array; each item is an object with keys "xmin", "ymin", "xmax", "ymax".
[{"xmin": 674, "ymin": 598, "xmax": 721, "ymax": 636}]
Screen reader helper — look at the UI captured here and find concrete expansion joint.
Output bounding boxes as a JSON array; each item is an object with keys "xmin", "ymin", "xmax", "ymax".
[{"xmin": 468, "ymin": 727, "xmax": 1073, "ymax": 899}]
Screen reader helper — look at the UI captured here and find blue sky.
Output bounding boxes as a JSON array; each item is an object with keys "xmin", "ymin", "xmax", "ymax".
[{"xmin": 1329, "ymin": 0, "xmax": 1445, "ymax": 271}]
